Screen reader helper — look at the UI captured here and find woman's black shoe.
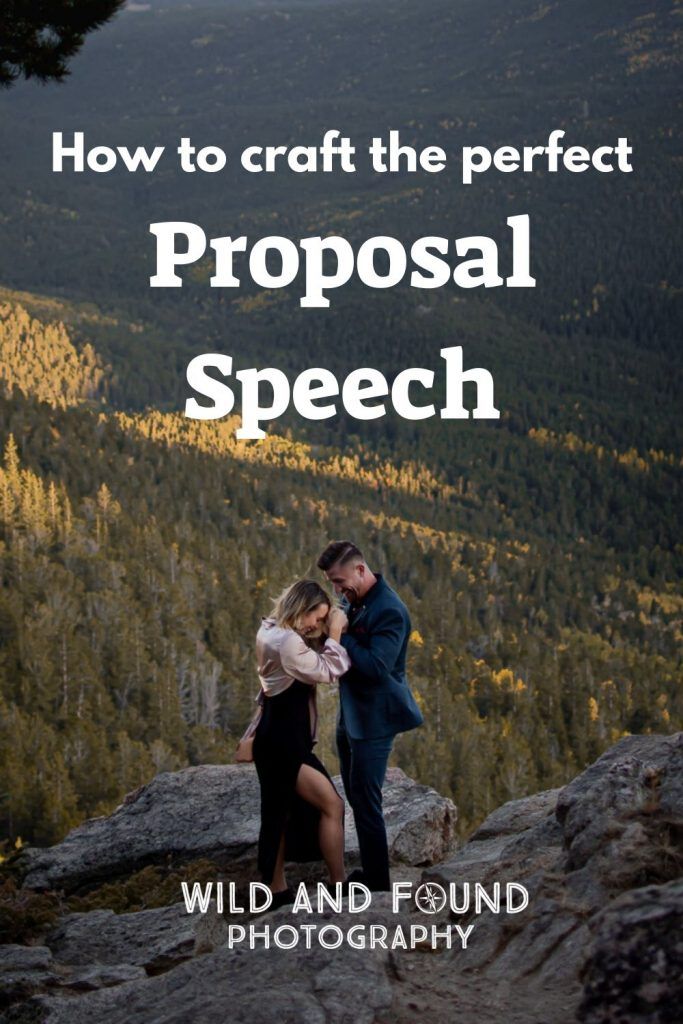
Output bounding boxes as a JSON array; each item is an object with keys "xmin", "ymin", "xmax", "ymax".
[
  {"xmin": 346, "ymin": 869, "xmax": 391, "ymax": 892},
  {"xmin": 264, "ymin": 887, "xmax": 295, "ymax": 912},
  {"xmin": 345, "ymin": 869, "xmax": 366, "ymax": 884}
]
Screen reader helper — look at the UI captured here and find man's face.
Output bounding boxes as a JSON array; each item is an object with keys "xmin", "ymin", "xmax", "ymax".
[{"xmin": 325, "ymin": 560, "xmax": 365, "ymax": 605}]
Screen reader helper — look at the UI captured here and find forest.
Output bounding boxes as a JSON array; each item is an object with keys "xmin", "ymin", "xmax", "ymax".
[{"xmin": 0, "ymin": 297, "xmax": 680, "ymax": 845}]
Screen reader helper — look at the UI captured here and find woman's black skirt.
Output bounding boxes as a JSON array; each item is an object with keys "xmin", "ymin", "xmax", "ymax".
[{"xmin": 252, "ymin": 679, "xmax": 342, "ymax": 884}]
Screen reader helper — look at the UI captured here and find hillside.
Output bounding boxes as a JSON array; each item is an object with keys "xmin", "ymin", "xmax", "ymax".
[{"xmin": 0, "ymin": 300, "xmax": 680, "ymax": 843}]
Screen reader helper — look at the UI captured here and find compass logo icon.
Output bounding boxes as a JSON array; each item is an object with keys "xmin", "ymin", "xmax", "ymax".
[{"xmin": 415, "ymin": 882, "xmax": 447, "ymax": 914}]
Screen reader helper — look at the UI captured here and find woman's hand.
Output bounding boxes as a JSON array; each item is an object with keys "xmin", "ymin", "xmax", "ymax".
[{"xmin": 325, "ymin": 606, "xmax": 348, "ymax": 643}]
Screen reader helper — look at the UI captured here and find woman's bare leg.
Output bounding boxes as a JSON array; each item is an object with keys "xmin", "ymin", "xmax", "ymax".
[
  {"xmin": 295, "ymin": 764, "xmax": 345, "ymax": 884},
  {"xmin": 270, "ymin": 828, "xmax": 288, "ymax": 892}
]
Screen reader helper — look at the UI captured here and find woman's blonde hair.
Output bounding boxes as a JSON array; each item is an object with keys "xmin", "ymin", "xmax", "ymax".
[{"xmin": 271, "ymin": 579, "xmax": 331, "ymax": 630}]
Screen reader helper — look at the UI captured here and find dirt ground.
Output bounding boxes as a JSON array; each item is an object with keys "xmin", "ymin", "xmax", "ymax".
[
  {"xmin": 356, "ymin": 869, "xmax": 581, "ymax": 1024},
  {"xmin": 374, "ymin": 946, "xmax": 581, "ymax": 1024}
]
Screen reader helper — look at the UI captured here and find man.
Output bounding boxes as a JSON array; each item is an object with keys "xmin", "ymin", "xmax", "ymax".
[{"xmin": 317, "ymin": 540, "xmax": 424, "ymax": 891}]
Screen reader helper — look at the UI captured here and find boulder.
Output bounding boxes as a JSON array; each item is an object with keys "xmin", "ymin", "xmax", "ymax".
[
  {"xmin": 425, "ymin": 787, "xmax": 564, "ymax": 894},
  {"xmin": 0, "ymin": 944, "xmax": 59, "ymax": 1007},
  {"xmin": 417, "ymin": 733, "xmax": 683, "ymax": 1023},
  {"xmin": 14, "ymin": 903, "xmax": 398, "ymax": 1024},
  {"xmin": 46, "ymin": 900, "xmax": 227, "ymax": 973},
  {"xmin": 58, "ymin": 963, "xmax": 147, "ymax": 992},
  {"xmin": 378, "ymin": 767, "xmax": 457, "ymax": 866},
  {"xmin": 556, "ymin": 732, "xmax": 683, "ymax": 887},
  {"xmin": 18, "ymin": 764, "xmax": 457, "ymax": 893},
  {"xmin": 578, "ymin": 878, "xmax": 683, "ymax": 1024},
  {"xmin": 469, "ymin": 787, "xmax": 561, "ymax": 840},
  {"xmin": 0, "ymin": 944, "xmax": 145, "ymax": 1007}
]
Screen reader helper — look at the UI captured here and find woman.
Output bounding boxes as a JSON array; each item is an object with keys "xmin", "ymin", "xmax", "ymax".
[{"xmin": 250, "ymin": 579, "xmax": 350, "ymax": 909}]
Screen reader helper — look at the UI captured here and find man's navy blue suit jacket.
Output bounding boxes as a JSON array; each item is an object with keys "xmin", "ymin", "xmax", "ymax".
[{"xmin": 338, "ymin": 574, "xmax": 424, "ymax": 740}]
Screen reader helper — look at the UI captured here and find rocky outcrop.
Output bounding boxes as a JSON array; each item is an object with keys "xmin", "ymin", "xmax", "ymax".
[
  {"xmin": 45, "ymin": 901, "xmax": 228, "ymax": 974},
  {"xmin": 18, "ymin": 765, "xmax": 457, "ymax": 893},
  {"xmin": 4, "ymin": 901, "xmax": 403, "ymax": 1024},
  {"xmin": 0, "ymin": 942, "xmax": 147, "ymax": 1008},
  {"xmin": 420, "ymin": 732, "xmax": 682, "ymax": 1022},
  {"xmin": 578, "ymin": 879, "xmax": 683, "ymax": 1024},
  {"xmin": 10, "ymin": 938, "xmax": 394, "ymax": 1024},
  {"xmin": 1, "ymin": 733, "xmax": 681, "ymax": 1024},
  {"xmin": 0, "ymin": 945, "xmax": 60, "ymax": 1007},
  {"xmin": 555, "ymin": 732, "xmax": 683, "ymax": 889}
]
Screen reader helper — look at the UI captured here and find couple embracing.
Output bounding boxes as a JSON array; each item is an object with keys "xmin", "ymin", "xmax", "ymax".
[{"xmin": 236, "ymin": 540, "xmax": 424, "ymax": 910}]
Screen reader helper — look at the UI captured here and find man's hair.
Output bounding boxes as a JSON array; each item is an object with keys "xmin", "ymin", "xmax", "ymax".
[{"xmin": 317, "ymin": 540, "xmax": 365, "ymax": 572}]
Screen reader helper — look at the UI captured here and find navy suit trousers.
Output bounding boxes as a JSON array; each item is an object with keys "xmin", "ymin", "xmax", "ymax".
[{"xmin": 336, "ymin": 710, "xmax": 394, "ymax": 891}]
